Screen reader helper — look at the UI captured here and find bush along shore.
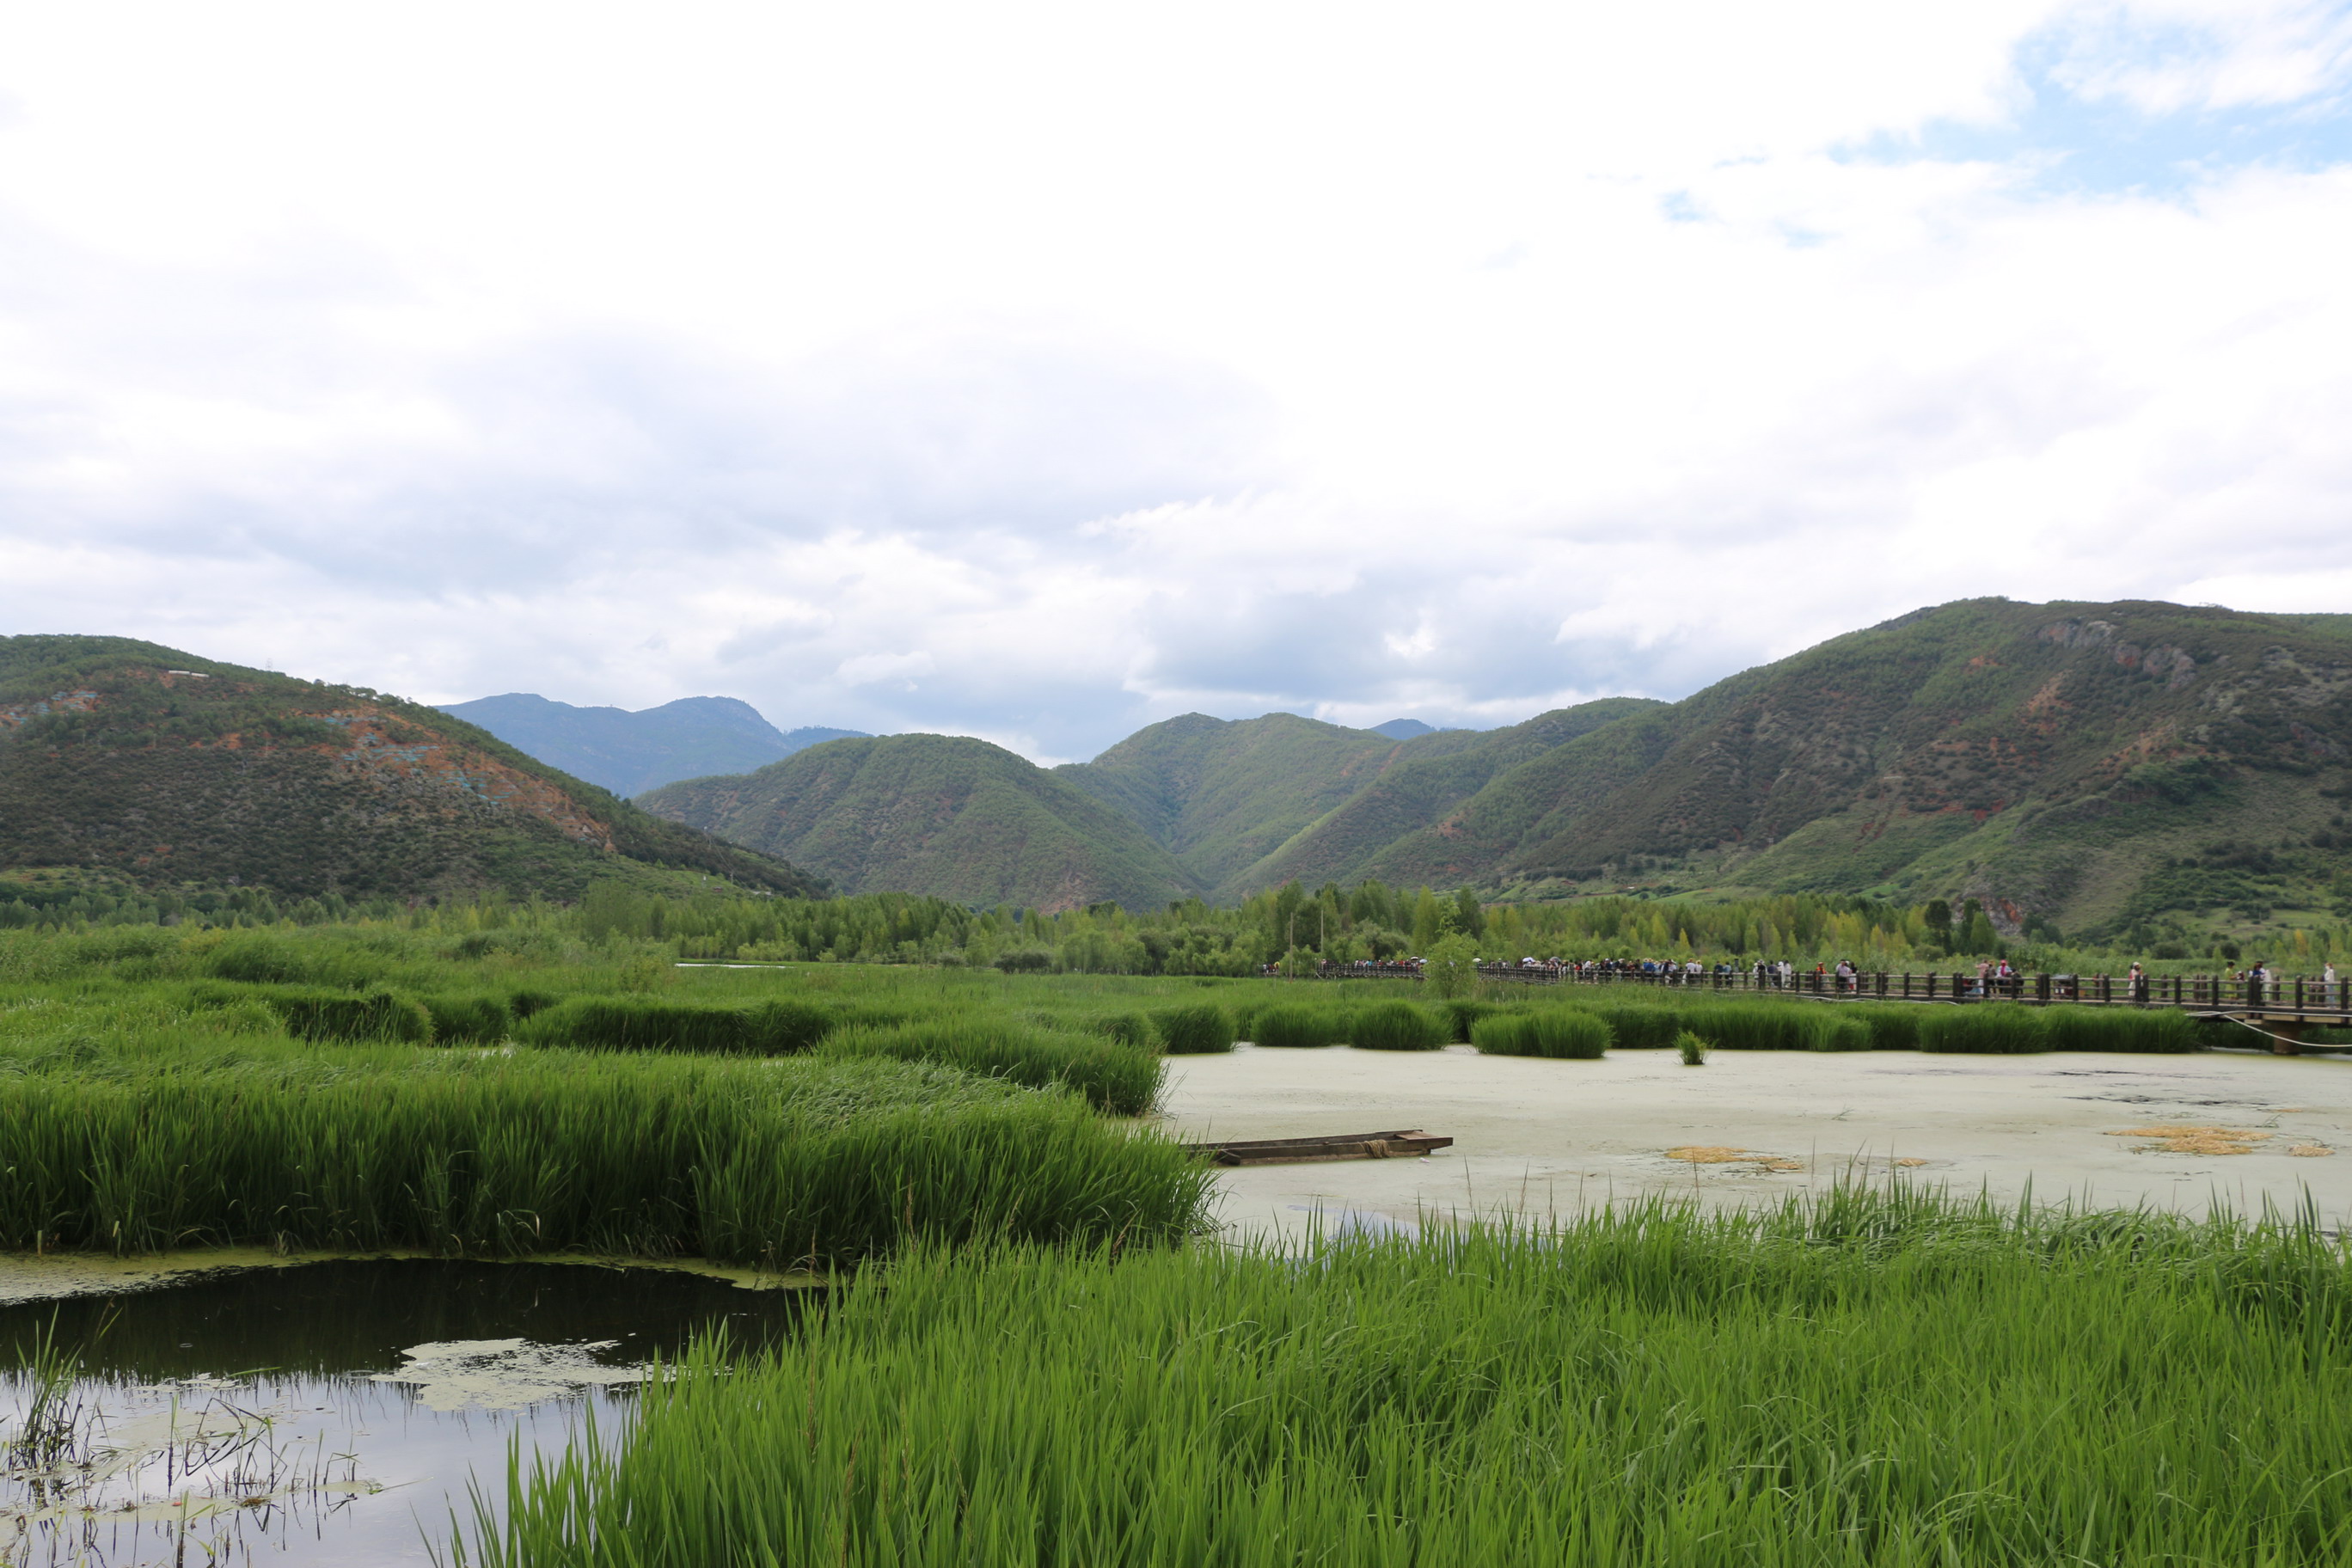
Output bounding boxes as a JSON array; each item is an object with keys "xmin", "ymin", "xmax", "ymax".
[{"xmin": 468, "ymin": 1187, "xmax": 2352, "ymax": 1568}]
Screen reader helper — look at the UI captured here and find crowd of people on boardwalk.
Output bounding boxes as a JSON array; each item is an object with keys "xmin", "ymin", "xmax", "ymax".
[{"xmin": 1291, "ymin": 953, "xmax": 2349, "ymax": 1005}]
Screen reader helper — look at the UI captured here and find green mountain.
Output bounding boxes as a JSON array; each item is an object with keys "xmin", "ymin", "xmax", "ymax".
[
  {"xmin": 1233, "ymin": 697, "xmax": 1667, "ymax": 891},
  {"xmin": 1294, "ymin": 599, "xmax": 2352, "ymax": 940},
  {"xmin": 637, "ymin": 734, "xmax": 1199, "ymax": 911},
  {"xmin": 0, "ymin": 635, "xmax": 824, "ymax": 900},
  {"xmin": 1051, "ymin": 712, "xmax": 1492, "ymax": 897},
  {"xmin": 438, "ymin": 691, "xmax": 867, "ymax": 796}
]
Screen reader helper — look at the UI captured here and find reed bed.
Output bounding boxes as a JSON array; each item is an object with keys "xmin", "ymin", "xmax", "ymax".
[
  {"xmin": 1246, "ymin": 1002, "xmax": 1343, "ymax": 1048},
  {"xmin": 519, "ymin": 995, "xmax": 838, "ymax": 1055},
  {"xmin": 1148, "ymin": 1002, "xmax": 1236, "ymax": 1055},
  {"xmin": 469, "ymin": 1188, "xmax": 2352, "ymax": 1568},
  {"xmin": 818, "ymin": 1018, "xmax": 1164, "ymax": 1115},
  {"xmin": 1470, "ymin": 1008, "xmax": 1611, "ymax": 1058},
  {"xmin": 0, "ymin": 1046, "xmax": 1207, "ymax": 1265},
  {"xmin": 1346, "ymin": 999, "xmax": 1449, "ymax": 1050}
]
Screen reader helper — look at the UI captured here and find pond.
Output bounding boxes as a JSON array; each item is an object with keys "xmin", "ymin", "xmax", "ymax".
[{"xmin": 0, "ymin": 1259, "xmax": 812, "ymax": 1566}]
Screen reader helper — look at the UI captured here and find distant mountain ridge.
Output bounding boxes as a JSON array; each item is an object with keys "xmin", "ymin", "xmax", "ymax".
[
  {"xmin": 0, "ymin": 636, "xmax": 825, "ymax": 900},
  {"xmin": 637, "ymin": 598, "xmax": 2352, "ymax": 941},
  {"xmin": 1056, "ymin": 711, "xmax": 1585, "ymax": 899},
  {"xmin": 438, "ymin": 692, "xmax": 866, "ymax": 796},
  {"xmin": 639, "ymin": 734, "xmax": 1197, "ymax": 911}
]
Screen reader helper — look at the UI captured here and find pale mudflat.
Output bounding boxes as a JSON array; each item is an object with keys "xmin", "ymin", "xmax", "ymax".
[{"xmin": 1156, "ymin": 1044, "xmax": 2352, "ymax": 1238}]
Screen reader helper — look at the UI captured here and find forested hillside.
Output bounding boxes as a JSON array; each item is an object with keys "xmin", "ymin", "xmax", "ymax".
[
  {"xmin": 1052, "ymin": 711, "xmax": 1493, "ymax": 896},
  {"xmin": 0, "ymin": 635, "xmax": 824, "ymax": 901},
  {"xmin": 1330, "ymin": 599, "xmax": 2352, "ymax": 944},
  {"xmin": 637, "ymin": 733, "xmax": 1199, "ymax": 911},
  {"xmin": 633, "ymin": 599, "xmax": 2352, "ymax": 947}
]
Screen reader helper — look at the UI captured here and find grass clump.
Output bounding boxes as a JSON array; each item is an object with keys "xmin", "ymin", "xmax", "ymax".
[
  {"xmin": 820, "ymin": 1018, "xmax": 1162, "ymax": 1115},
  {"xmin": 519, "ymin": 996, "xmax": 836, "ymax": 1056},
  {"xmin": 1676, "ymin": 1029, "xmax": 1709, "ymax": 1066},
  {"xmin": 2043, "ymin": 1005, "xmax": 2199, "ymax": 1053},
  {"xmin": 1148, "ymin": 1002, "xmax": 1235, "ymax": 1055},
  {"xmin": 422, "ymin": 994, "xmax": 513, "ymax": 1044},
  {"xmin": 1347, "ymin": 1000, "xmax": 1448, "ymax": 1051},
  {"xmin": 471, "ymin": 1191, "xmax": 2352, "ymax": 1567},
  {"xmin": 263, "ymin": 985, "xmax": 434, "ymax": 1044},
  {"xmin": 1918, "ymin": 1005, "xmax": 2048, "ymax": 1054},
  {"xmin": 1249, "ymin": 1003, "xmax": 1342, "ymax": 1049},
  {"xmin": 0, "ymin": 1048, "xmax": 1209, "ymax": 1265},
  {"xmin": 1470, "ymin": 1010, "xmax": 1611, "ymax": 1059}
]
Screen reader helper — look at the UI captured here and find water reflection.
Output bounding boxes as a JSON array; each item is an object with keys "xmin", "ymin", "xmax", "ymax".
[{"xmin": 0, "ymin": 1259, "xmax": 811, "ymax": 1566}]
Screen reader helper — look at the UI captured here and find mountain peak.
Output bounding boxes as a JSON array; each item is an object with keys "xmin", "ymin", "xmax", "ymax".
[
  {"xmin": 438, "ymin": 692, "xmax": 867, "ymax": 796},
  {"xmin": 1371, "ymin": 718, "xmax": 1438, "ymax": 739}
]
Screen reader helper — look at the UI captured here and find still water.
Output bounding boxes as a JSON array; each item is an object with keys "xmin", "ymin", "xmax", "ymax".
[{"xmin": 0, "ymin": 1259, "xmax": 810, "ymax": 1566}]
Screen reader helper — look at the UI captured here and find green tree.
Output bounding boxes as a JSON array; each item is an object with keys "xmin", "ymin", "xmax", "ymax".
[
  {"xmin": 1454, "ymin": 887, "xmax": 1485, "ymax": 940},
  {"xmin": 1410, "ymin": 887, "xmax": 1450, "ymax": 952},
  {"xmin": 1424, "ymin": 934, "xmax": 1481, "ymax": 999}
]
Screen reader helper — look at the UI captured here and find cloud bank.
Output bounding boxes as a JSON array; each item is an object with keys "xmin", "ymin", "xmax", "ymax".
[{"xmin": 1, "ymin": 1, "xmax": 2349, "ymax": 762}]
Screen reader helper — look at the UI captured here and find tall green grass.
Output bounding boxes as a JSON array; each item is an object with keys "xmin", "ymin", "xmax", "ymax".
[
  {"xmin": 1470, "ymin": 1009, "xmax": 1611, "ymax": 1058},
  {"xmin": 0, "ymin": 1047, "xmax": 1206, "ymax": 1265},
  {"xmin": 519, "ymin": 995, "xmax": 836, "ymax": 1056},
  {"xmin": 1248, "ymin": 1002, "xmax": 1343, "ymax": 1048},
  {"xmin": 1148, "ymin": 1003, "xmax": 1236, "ymax": 1055},
  {"xmin": 469, "ymin": 1190, "xmax": 2352, "ymax": 1567},
  {"xmin": 819, "ymin": 1018, "xmax": 1163, "ymax": 1115},
  {"xmin": 1346, "ymin": 1000, "xmax": 1448, "ymax": 1050}
]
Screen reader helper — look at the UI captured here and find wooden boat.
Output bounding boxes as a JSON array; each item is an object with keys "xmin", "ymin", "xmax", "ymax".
[{"xmin": 1182, "ymin": 1129, "xmax": 1453, "ymax": 1166}]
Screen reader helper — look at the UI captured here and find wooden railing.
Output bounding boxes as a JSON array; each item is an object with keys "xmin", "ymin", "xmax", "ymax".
[{"xmin": 1295, "ymin": 961, "xmax": 2352, "ymax": 1017}]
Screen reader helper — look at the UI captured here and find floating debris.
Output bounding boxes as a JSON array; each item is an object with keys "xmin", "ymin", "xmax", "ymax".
[
  {"xmin": 2107, "ymin": 1125, "xmax": 2274, "ymax": 1155},
  {"xmin": 2290, "ymin": 1145, "xmax": 2336, "ymax": 1158},
  {"xmin": 1663, "ymin": 1147, "xmax": 1804, "ymax": 1172},
  {"xmin": 369, "ymin": 1338, "xmax": 653, "ymax": 1412}
]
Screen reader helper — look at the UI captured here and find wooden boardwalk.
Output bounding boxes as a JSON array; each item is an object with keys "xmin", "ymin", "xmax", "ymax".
[{"xmin": 1301, "ymin": 962, "xmax": 2352, "ymax": 1050}]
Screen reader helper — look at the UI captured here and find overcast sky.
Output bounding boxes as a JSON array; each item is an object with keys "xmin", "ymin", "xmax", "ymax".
[{"xmin": 3, "ymin": 2, "xmax": 2349, "ymax": 763}]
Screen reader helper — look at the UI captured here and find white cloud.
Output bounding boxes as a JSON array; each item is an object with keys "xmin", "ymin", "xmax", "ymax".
[{"xmin": 0, "ymin": 1, "xmax": 2349, "ymax": 762}]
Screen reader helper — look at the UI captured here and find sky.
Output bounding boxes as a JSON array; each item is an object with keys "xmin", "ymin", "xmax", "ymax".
[{"xmin": 2, "ymin": 1, "xmax": 2349, "ymax": 764}]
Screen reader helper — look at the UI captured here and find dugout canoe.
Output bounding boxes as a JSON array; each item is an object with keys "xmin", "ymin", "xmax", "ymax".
[{"xmin": 1182, "ymin": 1129, "xmax": 1453, "ymax": 1166}]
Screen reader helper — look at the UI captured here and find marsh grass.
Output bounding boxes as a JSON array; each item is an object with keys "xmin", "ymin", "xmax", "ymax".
[
  {"xmin": 0, "ymin": 1046, "xmax": 1204, "ymax": 1265},
  {"xmin": 819, "ymin": 1018, "xmax": 1163, "ymax": 1115},
  {"xmin": 1346, "ymin": 1000, "xmax": 1448, "ymax": 1050},
  {"xmin": 468, "ymin": 1188, "xmax": 2352, "ymax": 1567},
  {"xmin": 519, "ymin": 995, "xmax": 836, "ymax": 1056},
  {"xmin": 1470, "ymin": 1010, "xmax": 1610, "ymax": 1058},
  {"xmin": 1148, "ymin": 1003, "xmax": 1235, "ymax": 1055},
  {"xmin": 1247, "ymin": 1003, "xmax": 1343, "ymax": 1048}
]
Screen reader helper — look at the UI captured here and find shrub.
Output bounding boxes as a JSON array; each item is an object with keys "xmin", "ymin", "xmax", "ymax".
[
  {"xmin": 1473, "ymin": 1011, "xmax": 1610, "ymax": 1059},
  {"xmin": 1250, "ymin": 1004, "xmax": 1343, "ymax": 1049},
  {"xmin": 423, "ymin": 994, "xmax": 512, "ymax": 1044},
  {"xmin": 993, "ymin": 949, "xmax": 1055, "ymax": 973},
  {"xmin": 1347, "ymin": 1001, "xmax": 1448, "ymax": 1051},
  {"xmin": 1150, "ymin": 1004, "xmax": 1235, "ymax": 1055},
  {"xmin": 269, "ymin": 986, "xmax": 434, "ymax": 1044},
  {"xmin": 822, "ymin": 1020, "xmax": 1162, "ymax": 1116},
  {"xmin": 1918, "ymin": 1006, "xmax": 2048, "ymax": 1055}
]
